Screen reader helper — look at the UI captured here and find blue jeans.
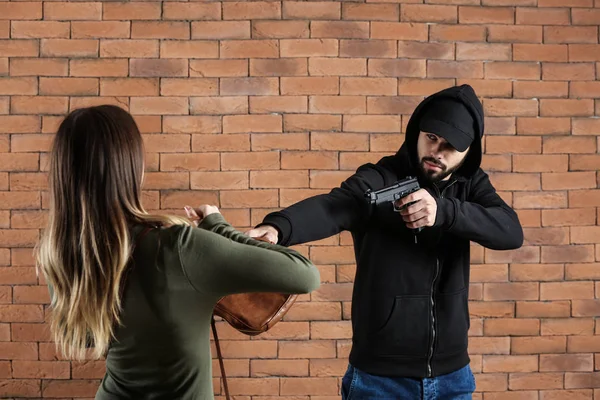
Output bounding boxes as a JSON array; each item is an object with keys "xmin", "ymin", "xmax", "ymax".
[{"xmin": 341, "ymin": 363, "xmax": 476, "ymax": 400}]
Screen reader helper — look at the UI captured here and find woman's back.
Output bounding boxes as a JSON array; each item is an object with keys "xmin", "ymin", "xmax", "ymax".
[{"xmin": 97, "ymin": 214, "xmax": 320, "ymax": 399}]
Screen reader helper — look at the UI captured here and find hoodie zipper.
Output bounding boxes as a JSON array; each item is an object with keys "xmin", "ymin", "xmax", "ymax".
[{"xmin": 426, "ymin": 179, "xmax": 457, "ymax": 377}]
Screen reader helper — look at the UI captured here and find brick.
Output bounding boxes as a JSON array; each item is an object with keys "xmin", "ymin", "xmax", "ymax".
[
  {"xmin": 142, "ymin": 134, "xmax": 190, "ymax": 153},
  {"xmin": 223, "ymin": 1, "xmax": 281, "ymax": 20},
  {"xmin": 545, "ymin": 26, "xmax": 598, "ymax": 44},
  {"xmin": 512, "ymin": 336, "xmax": 567, "ymax": 354},
  {"xmin": 42, "ymin": 380, "xmax": 100, "ymax": 398},
  {"xmin": 250, "ymin": 171, "xmax": 307, "ymax": 189},
  {"xmin": 309, "ymin": 96, "xmax": 365, "ymax": 114},
  {"xmin": 540, "ymin": 354, "xmax": 594, "ymax": 372},
  {"xmin": 133, "ymin": 21, "xmax": 189, "ymax": 40},
  {"xmin": 280, "ymin": 77, "xmax": 338, "ymax": 96},
  {"xmin": 280, "ymin": 378, "xmax": 338, "ymax": 396},
  {"xmin": 251, "ymin": 58, "xmax": 307, "ymax": 77},
  {"xmin": 103, "ymin": 3, "xmax": 161, "ymax": 20},
  {"xmin": 130, "ymin": 59, "xmax": 188, "ymax": 78},
  {"xmin": 223, "ymin": 115, "xmax": 281, "ymax": 134},
  {"xmin": 251, "ymin": 360, "xmax": 308, "ymax": 377},
  {"xmin": 566, "ymin": 263, "xmax": 600, "ymax": 280},
  {"xmin": 310, "ymin": 321, "xmax": 352, "ymax": 339},
  {"xmin": 488, "ymin": 25, "xmax": 542, "ymax": 43},
  {"xmin": 484, "ymin": 282, "xmax": 539, "ymax": 301},
  {"xmin": 485, "ymin": 62, "xmax": 540, "ymax": 80},
  {"xmin": 484, "ymin": 318, "xmax": 540, "ymax": 336},
  {"xmin": 0, "ymin": 40, "xmax": 38, "ymax": 58},
  {"xmin": 12, "ymin": 360, "xmax": 69, "ymax": 379},
  {"xmin": 539, "ymin": 0, "xmax": 592, "ymax": 5},
  {"xmin": 570, "ymin": 155, "xmax": 600, "ymax": 171},
  {"xmin": 163, "ymin": 3, "xmax": 221, "ymax": 20},
  {"xmin": 251, "ymin": 133, "xmax": 309, "ymax": 151},
  {"xmin": 0, "ymin": 266, "xmax": 37, "ymax": 285},
  {"xmin": 311, "ymin": 133, "xmax": 368, "ymax": 151},
  {"xmin": 192, "ymin": 21, "xmax": 250, "ymax": 40},
  {"xmin": 310, "ymin": 171, "xmax": 353, "ymax": 188},
  {"xmin": 190, "ymin": 97, "xmax": 247, "ymax": 116},
  {"xmin": 341, "ymin": 77, "xmax": 396, "ymax": 96},
  {"xmin": 0, "ymin": 3, "xmax": 42, "ymax": 19},
  {"xmin": 280, "ymin": 39, "xmax": 338, "ymax": 57},
  {"xmin": 11, "ymin": 96, "xmax": 67, "ymax": 115},
  {"xmin": 371, "ymin": 22, "xmax": 428, "ymax": 41},
  {"xmin": 221, "ymin": 190, "xmax": 279, "ymax": 208},
  {"xmin": 283, "ymin": 1, "xmax": 340, "ymax": 20},
  {"xmin": 509, "ymin": 264, "xmax": 564, "ymax": 281},
  {"xmin": 252, "ymin": 21, "xmax": 310, "ymax": 39},
  {"xmin": 71, "ymin": 21, "xmax": 130, "ymax": 39},
  {"xmin": 515, "ymin": 209, "xmax": 541, "ymax": 228},
  {"xmin": 39, "ymin": 77, "xmax": 98, "ymax": 96},
  {"xmin": 0, "ymin": 116, "xmax": 40, "ymax": 134},
  {"xmin": 456, "ymin": 43, "xmax": 511, "ymax": 61},
  {"xmin": 283, "ymin": 302, "xmax": 341, "ymax": 321},
  {"xmin": 70, "ymin": 59, "xmax": 128, "ymax": 77},
  {"xmin": 398, "ymin": 78, "xmax": 456, "ymax": 96},
  {"xmin": 469, "ymin": 301, "xmax": 514, "ymax": 318},
  {"xmin": 160, "ymin": 191, "xmax": 219, "ymax": 210},
  {"xmin": 482, "ymin": 0, "xmax": 536, "ymax": 4},
  {"xmin": 369, "ymin": 59, "xmax": 425, "ymax": 78},
  {"xmin": 516, "ymin": 301, "xmax": 571, "ymax": 318},
  {"xmin": 309, "ymin": 58, "xmax": 366, "ymax": 76},
  {"xmin": 162, "ymin": 79, "xmax": 218, "ymax": 96},
  {"xmin": 565, "ymin": 372, "xmax": 600, "ymax": 389},
  {"xmin": 460, "ymin": 6, "xmax": 514, "ymax": 23},
  {"xmin": 480, "ymin": 154, "xmax": 512, "ymax": 172},
  {"xmin": 543, "ymin": 209, "xmax": 595, "ymax": 227},
  {"xmin": 568, "ymin": 336, "xmax": 600, "ymax": 353},
  {"xmin": 142, "ymin": 172, "xmax": 188, "ymax": 190},
  {"xmin": 281, "ymin": 151, "xmax": 338, "ymax": 170},
  {"xmin": 544, "ymin": 137, "xmax": 596, "ymax": 154},
  {"xmin": 130, "ymin": 97, "xmax": 188, "ymax": 115},
  {"xmin": 221, "ymin": 77, "xmax": 278, "ymax": 96},
  {"xmin": 343, "ymin": 3, "xmax": 399, "ymax": 21},
  {"xmin": 541, "ymin": 281, "xmax": 595, "ymax": 300},
  {"xmin": 160, "ymin": 153, "xmax": 218, "ymax": 172},
  {"xmin": 250, "ymin": 96, "xmax": 306, "ymax": 114},
  {"xmin": 572, "ymin": 299, "xmax": 600, "ymax": 317},
  {"xmin": 543, "ymin": 172, "xmax": 596, "ymax": 190},
  {"xmin": 509, "ymin": 373, "xmax": 564, "ymax": 390},
  {"xmin": 541, "ymin": 245, "xmax": 595, "ymax": 263},
  {"xmin": 100, "ymin": 78, "xmax": 158, "ymax": 97},
  {"xmin": 514, "ymin": 82, "xmax": 568, "ymax": 99},
  {"xmin": 516, "ymin": 8, "xmax": 570, "ymax": 25},
  {"xmin": 569, "ymin": 44, "xmax": 600, "ymax": 61},
  {"xmin": 45, "ymin": 2, "xmax": 101, "ymax": 20},
  {"xmin": 100, "ymin": 40, "xmax": 158, "ymax": 58},
  {"xmin": 344, "ymin": 115, "xmax": 401, "ymax": 133},
  {"xmin": 514, "ymin": 44, "xmax": 568, "ymax": 62},
  {"xmin": 543, "ymin": 63, "xmax": 595, "ymax": 81},
  {"xmin": 221, "ymin": 152, "xmax": 279, "ymax": 171},
  {"xmin": 221, "ymin": 40, "xmax": 279, "ymax": 59},
  {"xmin": 513, "ymin": 155, "xmax": 568, "ymax": 173},
  {"xmin": 40, "ymin": 38, "xmax": 98, "ymax": 58},
  {"xmin": 484, "ymin": 99, "xmax": 538, "ymax": 117},
  {"xmin": 0, "ymin": 379, "xmax": 41, "ymax": 397},
  {"xmin": 284, "ymin": 115, "xmax": 341, "ymax": 132},
  {"xmin": 468, "ymin": 337, "xmax": 510, "ymax": 354},
  {"xmin": 190, "ymin": 60, "xmax": 248, "ymax": 78},
  {"xmin": 483, "ymin": 355, "xmax": 539, "ymax": 373},
  {"xmin": 71, "ymin": 360, "xmax": 106, "ymax": 379},
  {"xmin": 402, "ymin": 4, "xmax": 457, "ymax": 22},
  {"xmin": 192, "ymin": 134, "xmax": 249, "ymax": 153},
  {"xmin": 311, "ymin": 21, "xmax": 369, "ymax": 39},
  {"xmin": 0, "ymin": 77, "xmax": 36, "ymax": 95},
  {"xmin": 542, "ymin": 319, "xmax": 595, "ymax": 336},
  {"xmin": 571, "ymin": 81, "xmax": 600, "ymax": 98},
  {"xmin": 11, "ymin": 21, "xmax": 70, "ymax": 39},
  {"xmin": 430, "ymin": 25, "xmax": 486, "ymax": 42},
  {"xmin": 490, "ymin": 173, "xmax": 540, "ymax": 191},
  {"xmin": 10, "ymin": 58, "xmax": 68, "ymax": 77}
]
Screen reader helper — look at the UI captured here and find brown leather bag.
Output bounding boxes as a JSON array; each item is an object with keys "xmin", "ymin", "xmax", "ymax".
[{"xmin": 211, "ymin": 238, "xmax": 299, "ymax": 400}]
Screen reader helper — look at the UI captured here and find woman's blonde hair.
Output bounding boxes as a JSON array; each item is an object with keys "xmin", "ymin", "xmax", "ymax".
[{"xmin": 37, "ymin": 105, "xmax": 190, "ymax": 360}]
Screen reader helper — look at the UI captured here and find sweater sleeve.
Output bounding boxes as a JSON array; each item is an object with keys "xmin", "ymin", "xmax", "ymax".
[{"xmin": 177, "ymin": 214, "xmax": 321, "ymax": 297}]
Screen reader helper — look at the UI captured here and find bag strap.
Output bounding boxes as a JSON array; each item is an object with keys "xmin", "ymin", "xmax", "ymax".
[{"xmin": 211, "ymin": 316, "xmax": 230, "ymax": 400}]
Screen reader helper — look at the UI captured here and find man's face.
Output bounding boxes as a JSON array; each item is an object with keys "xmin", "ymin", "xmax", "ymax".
[{"xmin": 416, "ymin": 131, "xmax": 469, "ymax": 183}]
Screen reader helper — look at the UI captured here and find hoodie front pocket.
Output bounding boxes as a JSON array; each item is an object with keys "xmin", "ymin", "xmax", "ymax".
[
  {"xmin": 367, "ymin": 296, "xmax": 430, "ymax": 357},
  {"xmin": 435, "ymin": 289, "xmax": 469, "ymax": 356}
]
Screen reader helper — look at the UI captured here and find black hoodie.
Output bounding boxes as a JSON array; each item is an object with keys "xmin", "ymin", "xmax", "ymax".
[{"xmin": 260, "ymin": 84, "xmax": 524, "ymax": 378}]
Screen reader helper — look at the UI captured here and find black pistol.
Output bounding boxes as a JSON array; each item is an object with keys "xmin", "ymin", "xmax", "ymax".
[{"xmin": 365, "ymin": 176, "xmax": 423, "ymax": 234}]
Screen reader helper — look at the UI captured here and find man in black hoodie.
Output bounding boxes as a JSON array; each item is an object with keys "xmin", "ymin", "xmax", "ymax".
[{"xmin": 246, "ymin": 84, "xmax": 523, "ymax": 399}]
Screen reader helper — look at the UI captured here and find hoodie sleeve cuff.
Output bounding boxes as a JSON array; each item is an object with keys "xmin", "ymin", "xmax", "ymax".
[
  {"xmin": 258, "ymin": 213, "xmax": 293, "ymax": 246},
  {"xmin": 434, "ymin": 198, "xmax": 457, "ymax": 231}
]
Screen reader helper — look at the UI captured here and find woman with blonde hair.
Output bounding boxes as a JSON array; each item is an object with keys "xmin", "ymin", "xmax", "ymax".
[{"xmin": 37, "ymin": 105, "xmax": 320, "ymax": 399}]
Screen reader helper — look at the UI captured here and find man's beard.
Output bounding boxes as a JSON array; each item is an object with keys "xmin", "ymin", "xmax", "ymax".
[{"xmin": 419, "ymin": 157, "xmax": 462, "ymax": 183}]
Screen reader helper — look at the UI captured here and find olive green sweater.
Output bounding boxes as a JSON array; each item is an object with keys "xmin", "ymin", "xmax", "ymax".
[{"xmin": 96, "ymin": 214, "xmax": 320, "ymax": 399}]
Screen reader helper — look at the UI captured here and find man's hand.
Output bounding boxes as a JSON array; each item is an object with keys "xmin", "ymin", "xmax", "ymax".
[
  {"xmin": 394, "ymin": 188, "xmax": 438, "ymax": 229},
  {"xmin": 184, "ymin": 205, "xmax": 221, "ymax": 227},
  {"xmin": 245, "ymin": 225, "xmax": 279, "ymax": 244}
]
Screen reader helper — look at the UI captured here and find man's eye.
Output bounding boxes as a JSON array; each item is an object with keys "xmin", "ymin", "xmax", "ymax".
[{"xmin": 428, "ymin": 135, "xmax": 437, "ymax": 141}]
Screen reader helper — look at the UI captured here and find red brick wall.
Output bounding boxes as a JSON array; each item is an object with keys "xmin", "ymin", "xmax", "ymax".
[{"xmin": 1, "ymin": 0, "xmax": 599, "ymax": 399}]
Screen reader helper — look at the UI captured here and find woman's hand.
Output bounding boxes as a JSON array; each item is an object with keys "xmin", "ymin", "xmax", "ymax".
[{"xmin": 184, "ymin": 205, "xmax": 221, "ymax": 227}]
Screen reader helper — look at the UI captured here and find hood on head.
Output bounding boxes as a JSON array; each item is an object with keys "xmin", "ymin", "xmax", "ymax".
[{"xmin": 398, "ymin": 84, "xmax": 484, "ymax": 180}]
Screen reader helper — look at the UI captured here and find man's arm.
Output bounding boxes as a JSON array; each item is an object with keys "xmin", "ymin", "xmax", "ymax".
[
  {"xmin": 254, "ymin": 164, "xmax": 385, "ymax": 247},
  {"xmin": 433, "ymin": 170, "xmax": 524, "ymax": 250}
]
